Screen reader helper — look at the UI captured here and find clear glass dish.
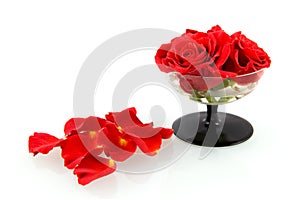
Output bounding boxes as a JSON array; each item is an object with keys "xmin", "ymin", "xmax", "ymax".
[{"xmin": 168, "ymin": 69, "xmax": 264, "ymax": 105}]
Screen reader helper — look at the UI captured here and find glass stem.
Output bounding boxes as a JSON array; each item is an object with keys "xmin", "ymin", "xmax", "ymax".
[{"xmin": 205, "ymin": 105, "xmax": 219, "ymax": 127}]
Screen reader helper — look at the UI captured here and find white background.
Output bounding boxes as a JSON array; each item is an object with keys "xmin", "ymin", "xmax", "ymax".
[{"xmin": 1, "ymin": 0, "xmax": 300, "ymax": 198}]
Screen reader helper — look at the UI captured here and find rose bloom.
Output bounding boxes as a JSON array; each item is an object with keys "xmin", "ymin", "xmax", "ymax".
[
  {"xmin": 223, "ymin": 31, "xmax": 271, "ymax": 84},
  {"xmin": 155, "ymin": 25, "xmax": 271, "ymax": 91},
  {"xmin": 155, "ymin": 25, "xmax": 232, "ymax": 76}
]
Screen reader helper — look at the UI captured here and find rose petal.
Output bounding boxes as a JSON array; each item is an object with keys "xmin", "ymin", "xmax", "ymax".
[
  {"xmin": 100, "ymin": 124, "xmax": 137, "ymax": 162},
  {"xmin": 207, "ymin": 25, "xmax": 223, "ymax": 32},
  {"xmin": 65, "ymin": 117, "xmax": 113, "ymax": 137},
  {"xmin": 78, "ymin": 116, "xmax": 109, "ymax": 132},
  {"xmin": 130, "ymin": 133, "xmax": 162, "ymax": 156},
  {"xmin": 64, "ymin": 118, "xmax": 85, "ymax": 136},
  {"xmin": 186, "ymin": 29, "xmax": 199, "ymax": 34},
  {"xmin": 157, "ymin": 127, "xmax": 174, "ymax": 139},
  {"xmin": 106, "ymin": 108, "xmax": 153, "ymax": 128},
  {"xmin": 219, "ymin": 70, "xmax": 237, "ymax": 78},
  {"xmin": 28, "ymin": 132, "xmax": 62, "ymax": 156},
  {"xmin": 61, "ymin": 130, "xmax": 105, "ymax": 169},
  {"xmin": 232, "ymin": 69, "xmax": 264, "ymax": 85},
  {"xmin": 155, "ymin": 43, "xmax": 174, "ymax": 73},
  {"xmin": 179, "ymin": 73, "xmax": 224, "ymax": 92},
  {"xmin": 105, "ymin": 108, "xmax": 172, "ymax": 156},
  {"xmin": 73, "ymin": 153, "xmax": 116, "ymax": 186}
]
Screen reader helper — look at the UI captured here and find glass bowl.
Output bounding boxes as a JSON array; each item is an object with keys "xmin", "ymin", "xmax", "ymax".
[{"xmin": 168, "ymin": 69, "xmax": 264, "ymax": 105}]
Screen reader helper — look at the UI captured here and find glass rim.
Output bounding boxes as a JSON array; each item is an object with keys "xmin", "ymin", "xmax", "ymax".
[{"xmin": 168, "ymin": 68, "xmax": 266, "ymax": 78}]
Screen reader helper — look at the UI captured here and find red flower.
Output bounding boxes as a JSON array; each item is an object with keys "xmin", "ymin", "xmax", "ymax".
[
  {"xmin": 155, "ymin": 25, "xmax": 231, "ymax": 77},
  {"xmin": 223, "ymin": 31, "xmax": 271, "ymax": 84},
  {"xmin": 155, "ymin": 25, "xmax": 271, "ymax": 91},
  {"xmin": 188, "ymin": 25, "xmax": 232, "ymax": 70},
  {"xmin": 28, "ymin": 107, "xmax": 173, "ymax": 185},
  {"xmin": 155, "ymin": 26, "xmax": 233, "ymax": 91},
  {"xmin": 224, "ymin": 31, "xmax": 271, "ymax": 74}
]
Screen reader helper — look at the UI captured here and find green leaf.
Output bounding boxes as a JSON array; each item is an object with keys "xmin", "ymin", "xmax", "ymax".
[
  {"xmin": 218, "ymin": 96, "xmax": 234, "ymax": 103},
  {"xmin": 205, "ymin": 96, "xmax": 217, "ymax": 103},
  {"xmin": 190, "ymin": 89, "xmax": 203, "ymax": 103},
  {"xmin": 189, "ymin": 96, "xmax": 203, "ymax": 103},
  {"xmin": 210, "ymin": 78, "xmax": 236, "ymax": 91}
]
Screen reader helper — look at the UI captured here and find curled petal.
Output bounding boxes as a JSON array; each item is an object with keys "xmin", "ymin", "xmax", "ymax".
[
  {"xmin": 78, "ymin": 116, "xmax": 110, "ymax": 132},
  {"xmin": 64, "ymin": 117, "xmax": 110, "ymax": 137},
  {"xmin": 122, "ymin": 125, "xmax": 163, "ymax": 139},
  {"xmin": 130, "ymin": 133, "xmax": 162, "ymax": 156},
  {"xmin": 101, "ymin": 124, "xmax": 137, "ymax": 162},
  {"xmin": 157, "ymin": 127, "xmax": 174, "ymax": 139},
  {"xmin": 61, "ymin": 134, "xmax": 87, "ymax": 169},
  {"xmin": 106, "ymin": 107, "xmax": 153, "ymax": 128},
  {"xmin": 64, "ymin": 118, "xmax": 85, "ymax": 136},
  {"xmin": 61, "ymin": 130, "xmax": 104, "ymax": 169},
  {"xmin": 105, "ymin": 108, "xmax": 172, "ymax": 156},
  {"xmin": 28, "ymin": 132, "xmax": 62, "ymax": 156},
  {"xmin": 186, "ymin": 29, "xmax": 199, "ymax": 34},
  {"xmin": 74, "ymin": 153, "xmax": 116, "ymax": 185},
  {"xmin": 155, "ymin": 43, "xmax": 174, "ymax": 73}
]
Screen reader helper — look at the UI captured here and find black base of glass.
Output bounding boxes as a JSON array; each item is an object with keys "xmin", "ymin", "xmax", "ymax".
[{"xmin": 172, "ymin": 110, "xmax": 253, "ymax": 147}]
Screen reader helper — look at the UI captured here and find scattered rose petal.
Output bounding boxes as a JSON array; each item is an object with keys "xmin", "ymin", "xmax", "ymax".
[
  {"xmin": 28, "ymin": 107, "xmax": 173, "ymax": 185},
  {"xmin": 73, "ymin": 152, "xmax": 116, "ymax": 186},
  {"xmin": 29, "ymin": 132, "xmax": 62, "ymax": 156}
]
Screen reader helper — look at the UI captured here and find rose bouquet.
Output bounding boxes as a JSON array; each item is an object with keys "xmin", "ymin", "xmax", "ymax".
[{"xmin": 155, "ymin": 25, "xmax": 271, "ymax": 104}]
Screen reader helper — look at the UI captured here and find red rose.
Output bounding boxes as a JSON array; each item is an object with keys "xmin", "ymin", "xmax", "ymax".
[
  {"xmin": 155, "ymin": 25, "xmax": 231, "ymax": 76},
  {"xmin": 155, "ymin": 26, "xmax": 271, "ymax": 91},
  {"xmin": 222, "ymin": 31, "xmax": 271, "ymax": 84},
  {"xmin": 155, "ymin": 26, "xmax": 234, "ymax": 91}
]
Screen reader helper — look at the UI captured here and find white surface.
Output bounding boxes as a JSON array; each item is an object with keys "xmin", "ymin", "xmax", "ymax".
[{"xmin": 1, "ymin": 0, "xmax": 300, "ymax": 198}]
